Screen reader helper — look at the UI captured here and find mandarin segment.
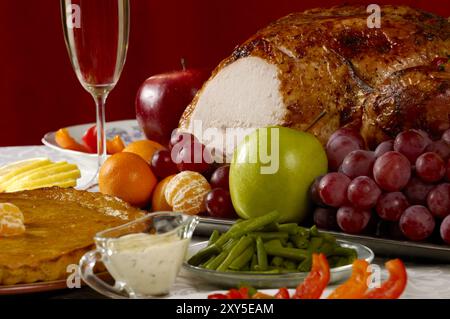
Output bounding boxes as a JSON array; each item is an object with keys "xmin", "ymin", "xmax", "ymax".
[
  {"xmin": 0, "ymin": 203, "xmax": 25, "ymax": 237},
  {"xmin": 164, "ymin": 171, "xmax": 211, "ymax": 215}
]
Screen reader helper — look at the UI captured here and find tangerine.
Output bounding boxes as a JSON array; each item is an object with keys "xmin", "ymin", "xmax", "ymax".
[
  {"xmin": 123, "ymin": 140, "xmax": 165, "ymax": 162},
  {"xmin": 152, "ymin": 175, "xmax": 176, "ymax": 211},
  {"xmin": 99, "ymin": 152, "xmax": 157, "ymax": 207},
  {"xmin": 0, "ymin": 203, "xmax": 25, "ymax": 237},
  {"xmin": 165, "ymin": 171, "xmax": 211, "ymax": 215}
]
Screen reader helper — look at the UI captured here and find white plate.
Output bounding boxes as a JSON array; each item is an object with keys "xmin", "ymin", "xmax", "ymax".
[{"xmin": 42, "ymin": 120, "xmax": 144, "ymax": 158}]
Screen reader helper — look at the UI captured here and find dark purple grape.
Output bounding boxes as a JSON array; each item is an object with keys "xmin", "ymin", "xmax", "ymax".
[
  {"xmin": 403, "ymin": 176, "xmax": 435, "ymax": 205},
  {"xmin": 399, "ymin": 205, "xmax": 435, "ymax": 241},
  {"xmin": 210, "ymin": 165, "xmax": 230, "ymax": 190},
  {"xmin": 373, "ymin": 151, "xmax": 411, "ymax": 191},
  {"xmin": 310, "ymin": 175, "xmax": 325, "ymax": 206},
  {"xmin": 328, "ymin": 128, "xmax": 365, "ymax": 149},
  {"xmin": 427, "ymin": 183, "xmax": 450, "ymax": 219},
  {"xmin": 205, "ymin": 188, "xmax": 237, "ymax": 219},
  {"xmin": 326, "ymin": 135, "xmax": 361, "ymax": 171},
  {"xmin": 374, "ymin": 140, "xmax": 394, "ymax": 158},
  {"xmin": 347, "ymin": 176, "xmax": 381, "ymax": 209},
  {"xmin": 318, "ymin": 173, "xmax": 351, "ymax": 207},
  {"xmin": 175, "ymin": 142, "xmax": 213, "ymax": 174},
  {"xmin": 151, "ymin": 149, "xmax": 179, "ymax": 179},
  {"xmin": 313, "ymin": 207, "xmax": 338, "ymax": 230},
  {"xmin": 376, "ymin": 192, "xmax": 409, "ymax": 221},
  {"xmin": 440, "ymin": 215, "xmax": 450, "ymax": 244},
  {"xmin": 442, "ymin": 129, "xmax": 450, "ymax": 145},
  {"xmin": 447, "ymin": 160, "xmax": 450, "ymax": 181},
  {"xmin": 415, "ymin": 152, "xmax": 446, "ymax": 183},
  {"xmin": 169, "ymin": 131, "xmax": 199, "ymax": 149},
  {"xmin": 425, "ymin": 140, "xmax": 450, "ymax": 161},
  {"xmin": 411, "ymin": 129, "xmax": 432, "ymax": 144},
  {"xmin": 340, "ymin": 150, "xmax": 376, "ymax": 178},
  {"xmin": 337, "ymin": 206, "xmax": 371, "ymax": 234},
  {"xmin": 394, "ymin": 130, "xmax": 430, "ymax": 164}
]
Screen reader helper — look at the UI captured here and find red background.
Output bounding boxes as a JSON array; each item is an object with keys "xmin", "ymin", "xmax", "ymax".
[{"xmin": 0, "ymin": 0, "xmax": 448, "ymax": 147}]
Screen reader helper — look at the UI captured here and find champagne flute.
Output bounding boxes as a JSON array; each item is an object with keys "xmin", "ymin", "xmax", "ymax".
[{"xmin": 60, "ymin": 0, "xmax": 129, "ymax": 188}]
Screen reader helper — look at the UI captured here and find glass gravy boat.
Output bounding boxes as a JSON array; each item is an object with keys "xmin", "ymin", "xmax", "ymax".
[{"xmin": 79, "ymin": 212, "xmax": 198, "ymax": 299}]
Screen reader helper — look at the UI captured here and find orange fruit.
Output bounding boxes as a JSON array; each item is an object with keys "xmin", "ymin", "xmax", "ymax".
[
  {"xmin": 0, "ymin": 203, "xmax": 25, "ymax": 237},
  {"xmin": 152, "ymin": 175, "xmax": 176, "ymax": 211},
  {"xmin": 123, "ymin": 140, "xmax": 165, "ymax": 162},
  {"xmin": 165, "ymin": 171, "xmax": 211, "ymax": 215},
  {"xmin": 99, "ymin": 152, "xmax": 157, "ymax": 207}
]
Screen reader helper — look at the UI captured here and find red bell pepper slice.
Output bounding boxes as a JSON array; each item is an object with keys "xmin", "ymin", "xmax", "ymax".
[
  {"xmin": 82, "ymin": 125, "xmax": 97, "ymax": 153},
  {"xmin": 274, "ymin": 288, "xmax": 290, "ymax": 299},
  {"xmin": 328, "ymin": 259, "xmax": 370, "ymax": 299},
  {"xmin": 293, "ymin": 253, "xmax": 330, "ymax": 299},
  {"xmin": 364, "ymin": 259, "xmax": 407, "ymax": 299}
]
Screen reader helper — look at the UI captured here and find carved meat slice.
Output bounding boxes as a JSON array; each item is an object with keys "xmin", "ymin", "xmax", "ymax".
[{"xmin": 180, "ymin": 5, "xmax": 450, "ymax": 157}]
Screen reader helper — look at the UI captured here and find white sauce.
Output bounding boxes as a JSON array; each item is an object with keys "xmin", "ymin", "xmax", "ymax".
[{"xmin": 103, "ymin": 232, "xmax": 189, "ymax": 297}]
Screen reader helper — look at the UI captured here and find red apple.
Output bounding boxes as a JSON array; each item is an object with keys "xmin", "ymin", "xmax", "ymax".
[{"xmin": 135, "ymin": 69, "xmax": 209, "ymax": 146}]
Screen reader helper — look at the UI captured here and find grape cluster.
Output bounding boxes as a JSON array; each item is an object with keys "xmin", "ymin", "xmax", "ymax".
[
  {"xmin": 150, "ymin": 130, "xmax": 237, "ymax": 219},
  {"xmin": 312, "ymin": 128, "xmax": 450, "ymax": 244}
]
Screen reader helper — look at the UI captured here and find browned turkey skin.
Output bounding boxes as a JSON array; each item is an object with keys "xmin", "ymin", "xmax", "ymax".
[{"xmin": 180, "ymin": 5, "xmax": 450, "ymax": 149}]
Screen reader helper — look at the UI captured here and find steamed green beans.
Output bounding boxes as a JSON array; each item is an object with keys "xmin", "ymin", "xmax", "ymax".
[{"xmin": 188, "ymin": 215, "xmax": 358, "ymax": 272}]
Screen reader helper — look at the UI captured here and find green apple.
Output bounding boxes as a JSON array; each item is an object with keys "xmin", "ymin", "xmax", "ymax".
[{"xmin": 230, "ymin": 126, "xmax": 327, "ymax": 223}]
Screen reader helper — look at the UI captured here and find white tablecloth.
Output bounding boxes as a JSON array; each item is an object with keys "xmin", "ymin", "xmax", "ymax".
[{"xmin": 1, "ymin": 145, "xmax": 450, "ymax": 299}]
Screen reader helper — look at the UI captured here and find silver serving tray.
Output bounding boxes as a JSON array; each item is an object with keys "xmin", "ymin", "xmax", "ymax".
[
  {"xmin": 196, "ymin": 217, "xmax": 450, "ymax": 263},
  {"xmin": 184, "ymin": 240, "xmax": 374, "ymax": 289}
]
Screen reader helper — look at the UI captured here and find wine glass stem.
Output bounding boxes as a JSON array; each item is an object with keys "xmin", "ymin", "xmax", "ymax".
[{"xmin": 95, "ymin": 94, "xmax": 108, "ymax": 169}]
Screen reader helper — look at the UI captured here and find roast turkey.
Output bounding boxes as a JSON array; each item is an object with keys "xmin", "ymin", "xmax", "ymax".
[{"xmin": 179, "ymin": 5, "xmax": 450, "ymax": 157}]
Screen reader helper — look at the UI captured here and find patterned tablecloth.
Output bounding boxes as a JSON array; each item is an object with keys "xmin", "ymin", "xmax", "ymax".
[{"xmin": 1, "ymin": 145, "xmax": 450, "ymax": 299}]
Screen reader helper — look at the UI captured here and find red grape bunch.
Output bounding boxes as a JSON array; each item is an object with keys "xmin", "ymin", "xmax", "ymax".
[{"xmin": 312, "ymin": 127, "xmax": 450, "ymax": 245}]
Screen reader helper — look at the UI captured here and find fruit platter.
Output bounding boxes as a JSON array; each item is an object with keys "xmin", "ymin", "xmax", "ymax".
[{"xmin": 1, "ymin": 2, "xmax": 450, "ymax": 301}]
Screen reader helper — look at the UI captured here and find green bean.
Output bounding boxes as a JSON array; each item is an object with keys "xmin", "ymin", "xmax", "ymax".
[
  {"xmin": 283, "ymin": 259, "xmax": 297, "ymax": 270},
  {"xmin": 201, "ymin": 255, "xmax": 217, "ymax": 268},
  {"xmin": 309, "ymin": 225, "xmax": 319, "ymax": 237},
  {"xmin": 271, "ymin": 256, "xmax": 284, "ymax": 267},
  {"xmin": 332, "ymin": 247, "xmax": 358, "ymax": 259},
  {"xmin": 229, "ymin": 245, "xmax": 255, "ymax": 270},
  {"xmin": 217, "ymin": 236, "xmax": 254, "ymax": 272},
  {"xmin": 291, "ymin": 234, "xmax": 309, "ymax": 249},
  {"xmin": 214, "ymin": 211, "xmax": 280, "ymax": 247},
  {"xmin": 318, "ymin": 242, "xmax": 336, "ymax": 256},
  {"xmin": 205, "ymin": 251, "xmax": 228, "ymax": 270},
  {"xmin": 256, "ymin": 236, "xmax": 268, "ymax": 271},
  {"xmin": 226, "ymin": 269, "xmax": 281, "ymax": 274},
  {"xmin": 187, "ymin": 244, "xmax": 221, "ymax": 266},
  {"xmin": 277, "ymin": 223, "xmax": 299, "ymax": 234},
  {"xmin": 297, "ymin": 256, "xmax": 312, "ymax": 272},
  {"xmin": 308, "ymin": 237, "xmax": 323, "ymax": 252},
  {"xmin": 296, "ymin": 226, "xmax": 310, "ymax": 238},
  {"xmin": 264, "ymin": 241, "xmax": 308, "ymax": 261},
  {"xmin": 260, "ymin": 222, "xmax": 279, "ymax": 232},
  {"xmin": 285, "ymin": 242, "xmax": 294, "ymax": 248},
  {"xmin": 250, "ymin": 254, "xmax": 258, "ymax": 270},
  {"xmin": 335, "ymin": 256, "xmax": 350, "ymax": 267},
  {"xmin": 248, "ymin": 232, "xmax": 289, "ymax": 241},
  {"xmin": 208, "ymin": 230, "xmax": 220, "ymax": 245},
  {"xmin": 223, "ymin": 238, "xmax": 238, "ymax": 251}
]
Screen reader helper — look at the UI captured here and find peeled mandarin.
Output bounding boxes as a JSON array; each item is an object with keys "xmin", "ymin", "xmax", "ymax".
[
  {"xmin": 99, "ymin": 152, "xmax": 157, "ymax": 207},
  {"xmin": 123, "ymin": 140, "xmax": 165, "ymax": 162},
  {"xmin": 164, "ymin": 171, "xmax": 211, "ymax": 215},
  {"xmin": 0, "ymin": 203, "xmax": 25, "ymax": 237},
  {"xmin": 152, "ymin": 175, "xmax": 176, "ymax": 211}
]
